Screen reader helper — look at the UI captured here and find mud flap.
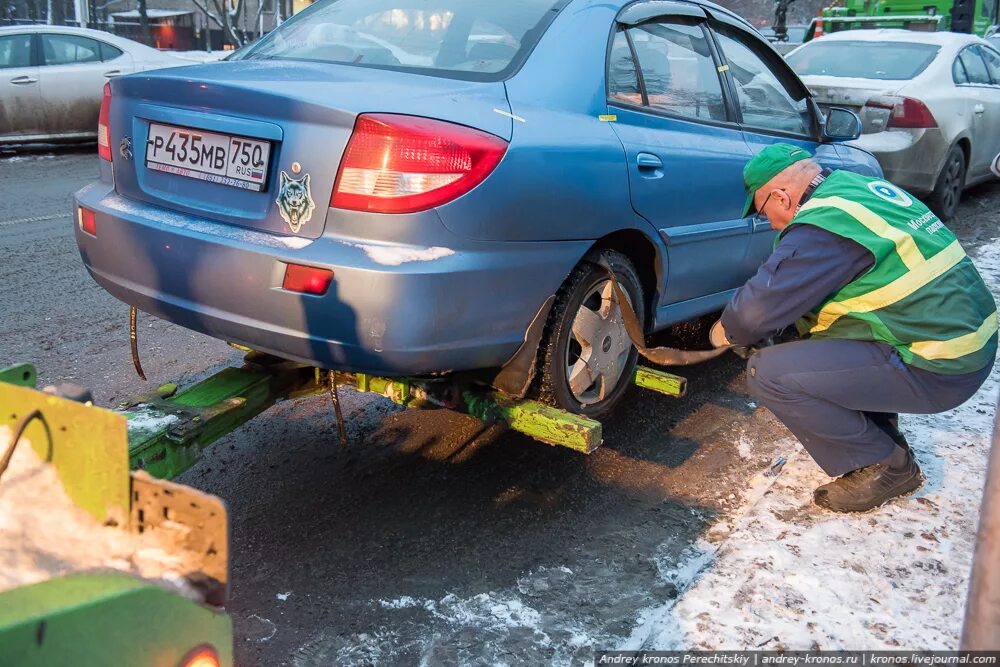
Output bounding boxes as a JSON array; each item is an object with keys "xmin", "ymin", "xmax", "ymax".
[{"xmin": 492, "ymin": 295, "xmax": 556, "ymax": 398}]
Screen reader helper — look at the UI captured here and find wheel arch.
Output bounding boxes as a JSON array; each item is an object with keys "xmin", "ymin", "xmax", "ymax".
[
  {"xmin": 935, "ymin": 134, "xmax": 972, "ymax": 184},
  {"xmin": 586, "ymin": 228, "xmax": 663, "ymax": 324}
]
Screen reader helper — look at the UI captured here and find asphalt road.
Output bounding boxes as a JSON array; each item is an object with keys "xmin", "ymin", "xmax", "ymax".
[{"xmin": 2, "ymin": 148, "xmax": 998, "ymax": 666}]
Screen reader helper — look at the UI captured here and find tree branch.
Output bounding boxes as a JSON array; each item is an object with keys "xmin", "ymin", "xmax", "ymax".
[{"xmin": 190, "ymin": 0, "xmax": 224, "ymax": 29}]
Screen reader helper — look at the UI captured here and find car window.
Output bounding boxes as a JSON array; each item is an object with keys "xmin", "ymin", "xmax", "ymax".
[
  {"xmin": 234, "ymin": 0, "xmax": 564, "ymax": 82},
  {"xmin": 981, "ymin": 46, "xmax": 1000, "ymax": 84},
  {"xmin": 41, "ymin": 33, "xmax": 103, "ymax": 66},
  {"xmin": 787, "ymin": 41, "xmax": 939, "ymax": 80},
  {"xmin": 100, "ymin": 42, "xmax": 124, "ymax": 61},
  {"xmin": 953, "ymin": 56, "xmax": 970, "ymax": 84},
  {"xmin": 624, "ymin": 19, "xmax": 727, "ymax": 122},
  {"xmin": 713, "ymin": 24, "xmax": 812, "ymax": 136},
  {"xmin": 0, "ymin": 33, "xmax": 32, "ymax": 69},
  {"xmin": 609, "ymin": 29, "xmax": 642, "ymax": 105},
  {"xmin": 959, "ymin": 46, "xmax": 991, "ymax": 85}
]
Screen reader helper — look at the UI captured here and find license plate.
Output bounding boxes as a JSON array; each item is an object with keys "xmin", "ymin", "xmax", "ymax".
[{"xmin": 145, "ymin": 122, "xmax": 271, "ymax": 192}]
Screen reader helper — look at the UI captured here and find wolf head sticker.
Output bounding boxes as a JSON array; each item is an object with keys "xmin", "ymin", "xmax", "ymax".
[{"xmin": 276, "ymin": 171, "xmax": 316, "ymax": 234}]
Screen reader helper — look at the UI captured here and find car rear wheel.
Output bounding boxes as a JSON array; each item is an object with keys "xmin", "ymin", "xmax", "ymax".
[
  {"xmin": 927, "ymin": 145, "xmax": 966, "ymax": 221},
  {"xmin": 535, "ymin": 251, "xmax": 644, "ymax": 420}
]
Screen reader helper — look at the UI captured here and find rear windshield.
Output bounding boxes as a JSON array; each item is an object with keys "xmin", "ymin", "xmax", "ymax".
[
  {"xmin": 235, "ymin": 0, "xmax": 564, "ymax": 81},
  {"xmin": 787, "ymin": 41, "xmax": 940, "ymax": 80}
]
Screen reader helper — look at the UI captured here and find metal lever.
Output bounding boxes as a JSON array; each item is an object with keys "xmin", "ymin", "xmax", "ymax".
[{"xmin": 10, "ymin": 75, "xmax": 37, "ymax": 85}]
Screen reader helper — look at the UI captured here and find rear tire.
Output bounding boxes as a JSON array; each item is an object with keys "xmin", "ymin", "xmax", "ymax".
[
  {"xmin": 927, "ymin": 145, "xmax": 966, "ymax": 221},
  {"xmin": 535, "ymin": 251, "xmax": 644, "ymax": 421}
]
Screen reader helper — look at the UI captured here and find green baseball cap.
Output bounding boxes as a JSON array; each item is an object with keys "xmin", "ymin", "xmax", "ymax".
[{"xmin": 742, "ymin": 143, "xmax": 812, "ymax": 217}]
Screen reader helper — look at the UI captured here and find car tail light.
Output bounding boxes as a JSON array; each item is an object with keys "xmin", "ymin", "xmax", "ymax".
[
  {"xmin": 98, "ymin": 82, "xmax": 112, "ymax": 162},
  {"xmin": 282, "ymin": 263, "xmax": 333, "ymax": 295},
  {"xmin": 865, "ymin": 95, "xmax": 937, "ymax": 129},
  {"xmin": 178, "ymin": 645, "xmax": 220, "ymax": 667},
  {"xmin": 331, "ymin": 113, "xmax": 508, "ymax": 214},
  {"xmin": 78, "ymin": 207, "xmax": 97, "ymax": 236}
]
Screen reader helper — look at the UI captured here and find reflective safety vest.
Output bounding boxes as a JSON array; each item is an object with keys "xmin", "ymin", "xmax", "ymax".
[{"xmin": 783, "ymin": 170, "xmax": 997, "ymax": 375}]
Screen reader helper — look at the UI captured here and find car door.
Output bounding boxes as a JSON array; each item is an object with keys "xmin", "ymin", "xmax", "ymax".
[
  {"xmin": 956, "ymin": 45, "xmax": 1000, "ymax": 179},
  {"xmin": 707, "ymin": 15, "xmax": 843, "ymax": 269},
  {"xmin": 606, "ymin": 5, "xmax": 754, "ymax": 306},
  {"xmin": 37, "ymin": 32, "xmax": 128, "ymax": 137},
  {"xmin": 0, "ymin": 32, "xmax": 43, "ymax": 140},
  {"xmin": 975, "ymin": 44, "xmax": 1000, "ymax": 178}
]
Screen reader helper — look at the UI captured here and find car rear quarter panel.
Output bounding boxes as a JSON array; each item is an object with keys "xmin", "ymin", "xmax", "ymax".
[{"xmin": 435, "ymin": 0, "xmax": 647, "ymax": 244}]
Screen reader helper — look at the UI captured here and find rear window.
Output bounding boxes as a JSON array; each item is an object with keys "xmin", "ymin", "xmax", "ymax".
[
  {"xmin": 235, "ymin": 0, "xmax": 565, "ymax": 81},
  {"xmin": 787, "ymin": 41, "xmax": 940, "ymax": 80}
]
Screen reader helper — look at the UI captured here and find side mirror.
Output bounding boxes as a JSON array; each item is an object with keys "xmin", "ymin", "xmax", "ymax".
[
  {"xmin": 824, "ymin": 107, "xmax": 862, "ymax": 141},
  {"xmin": 992, "ymin": 152, "xmax": 1000, "ymax": 178}
]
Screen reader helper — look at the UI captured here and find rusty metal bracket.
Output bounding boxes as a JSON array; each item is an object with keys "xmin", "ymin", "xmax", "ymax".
[
  {"xmin": 129, "ymin": 306, "xmax": 147, "ymax": 381},
  {"xmin": 131, "ymin": 472, "xmax": 230, "ymax": 607}
]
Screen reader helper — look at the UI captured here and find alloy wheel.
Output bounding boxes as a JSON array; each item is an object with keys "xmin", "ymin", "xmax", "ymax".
[{"xmin": 565, "ymin": 279, "xmax": 632, "ymax": 406}]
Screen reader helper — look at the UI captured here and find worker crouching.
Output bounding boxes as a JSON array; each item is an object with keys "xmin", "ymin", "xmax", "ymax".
[{"xmin": 714, "ymin": 144, "xmax": 997, "ymax": 513}]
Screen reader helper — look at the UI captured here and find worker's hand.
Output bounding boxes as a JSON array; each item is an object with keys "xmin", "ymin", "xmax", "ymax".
[{"xmin": 709, "ymin": 319, "xmax": 730, "ymax": 348}]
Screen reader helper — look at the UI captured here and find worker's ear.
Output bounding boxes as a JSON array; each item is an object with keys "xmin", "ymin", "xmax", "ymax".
[{"xmin": 772, "ymin": 188, "xmax": 793, "ymax": 211}]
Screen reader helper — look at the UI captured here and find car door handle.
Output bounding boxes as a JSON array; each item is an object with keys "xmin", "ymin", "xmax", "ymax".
[
  {"xmin": 974, "ymin": 103, "xmax": 985, "ymax": 114},
  {"xmin": 10, "ymin": 75, "xmax": 37, "ymax": 85},
  {"xmin": 104, "ymin": 70, "xmax": 122, "ymax": 78},
  {"xmin": 636, "ymin": 153, "xmax": 663, "ymax": 169}
]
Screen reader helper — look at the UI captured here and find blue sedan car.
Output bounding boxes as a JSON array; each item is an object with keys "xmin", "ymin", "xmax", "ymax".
[{"xmin": 74, "ymin": 0, "xmax": 879, "ymax": 418}]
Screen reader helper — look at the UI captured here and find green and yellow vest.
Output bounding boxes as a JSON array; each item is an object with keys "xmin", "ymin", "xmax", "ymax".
[{"xmin": 782, "ymin": 170, "xmax": 997, "ymax": 375}]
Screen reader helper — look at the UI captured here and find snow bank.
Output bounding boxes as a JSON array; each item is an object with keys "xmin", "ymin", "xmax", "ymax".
[
  {"xmin": 0, "ymin": 426, "xmax": 202, "ymax": 599},
  {"xmin": 627, "ymin": 239, "xmax": 1000, "ymax": 651}
]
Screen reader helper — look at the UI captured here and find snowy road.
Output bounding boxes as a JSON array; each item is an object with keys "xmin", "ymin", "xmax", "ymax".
[{"xmin": 1, "ymin": 149, "xmax": 998, "ymax": 664}]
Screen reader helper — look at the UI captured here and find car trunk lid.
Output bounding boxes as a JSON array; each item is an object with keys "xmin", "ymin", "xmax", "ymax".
[
  {"xmin": 109, "ymin": 60, "xmax": 513, "ymax": 240},
  {"xmin": 803, "ymin": 75, "xmax": 906, "ymax": 135}
]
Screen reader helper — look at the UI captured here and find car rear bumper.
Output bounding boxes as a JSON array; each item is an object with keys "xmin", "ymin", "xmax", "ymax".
[
  {"xmin": 75, "ymin": 183, "xmax": 588, "ymax": 375},
  {"xmin": 850, "ymin": 129, "xmax": 947, "ymax": 195}
]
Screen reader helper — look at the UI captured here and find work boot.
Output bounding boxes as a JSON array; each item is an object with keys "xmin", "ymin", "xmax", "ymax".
[
  {"xmin": 865, "ymin": 412, "xmax": 909, "ymax": 449},
  {"xmin": 813, "ymin": 446, "xmax": 923, "ymax": 513}
]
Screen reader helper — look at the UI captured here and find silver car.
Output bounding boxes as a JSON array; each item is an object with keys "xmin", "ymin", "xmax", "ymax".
[
  {"xmin": 0, "ymin": 25, "xmax": 195, "ymax": 144},
  {"xmin": 787, "ymin": 30, "xmax": 1000, "ymax": 219}
]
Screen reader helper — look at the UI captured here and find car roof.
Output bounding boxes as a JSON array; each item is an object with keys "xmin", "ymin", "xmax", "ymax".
[
  {"xmin": 811, "ymin": 28, "xmax": 985, "ymax": 47},
  {"xmin": 0, "ymin": 23, "xmax": 176, "ymax": 57}
]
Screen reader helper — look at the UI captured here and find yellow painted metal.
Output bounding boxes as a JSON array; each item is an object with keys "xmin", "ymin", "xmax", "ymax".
[
  {"xmin": 1, "ymin": 384, "xmax": 130, "ymax": 526},
  {"xmin": 634, "ymin": 366, "xmax": 688, "ymax": 398},
  {"xmin": 463, "ymin": 391, "xmax": 603, "ymax": 454}
]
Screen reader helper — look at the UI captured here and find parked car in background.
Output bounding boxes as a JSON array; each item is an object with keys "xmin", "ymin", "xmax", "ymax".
[
  {"xmin": 788, "ymin": 30, "xmax": 1000, "ymax": 219},
  {"xmin": 0, "ymin": 25, "xmax": 196, "ymax": 143},
  {"xmin": 74, "ymin": 0, "xmax": 878, "ymax": 419}
]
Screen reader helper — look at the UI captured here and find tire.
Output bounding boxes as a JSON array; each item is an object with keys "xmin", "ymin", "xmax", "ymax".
[
  {"xmin": 927, "ymin": 145, "xmax": 966, "ymax": 221},
  {"xmin": 535, "ymin": 250, "xmax": 644, "ymax": 420}
]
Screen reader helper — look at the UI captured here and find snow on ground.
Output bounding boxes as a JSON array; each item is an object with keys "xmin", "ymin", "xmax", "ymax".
[{"xmin": 625, "ymin": 239, "xmax": 1000, "ymax": 651}]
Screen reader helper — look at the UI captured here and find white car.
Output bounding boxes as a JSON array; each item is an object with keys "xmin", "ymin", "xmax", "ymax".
[
  {"xmin": 0, "ymin": 25, "xmax": 196, "ymax": 144},
  {"xmin": 787, "ymin": 30, "xmax": 1000, "ymax": 220}
]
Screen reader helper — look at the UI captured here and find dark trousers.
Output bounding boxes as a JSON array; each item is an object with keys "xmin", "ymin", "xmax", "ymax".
[{"xmin": 746, "ymin": 338, "xmax": 993, "ymax": 477}]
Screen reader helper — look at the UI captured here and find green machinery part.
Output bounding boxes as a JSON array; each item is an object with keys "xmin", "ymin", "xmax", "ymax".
[
  {"xmin": 0, "ymin": 368, "xmax": 234, "ymax": 666},
  {"xmin": 0, "ymin": 573, "xmax": 233, "ymax": 667},
  {"xmin": 2, "ymin": 357, "xmax": 688, "ymax": 481}
]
